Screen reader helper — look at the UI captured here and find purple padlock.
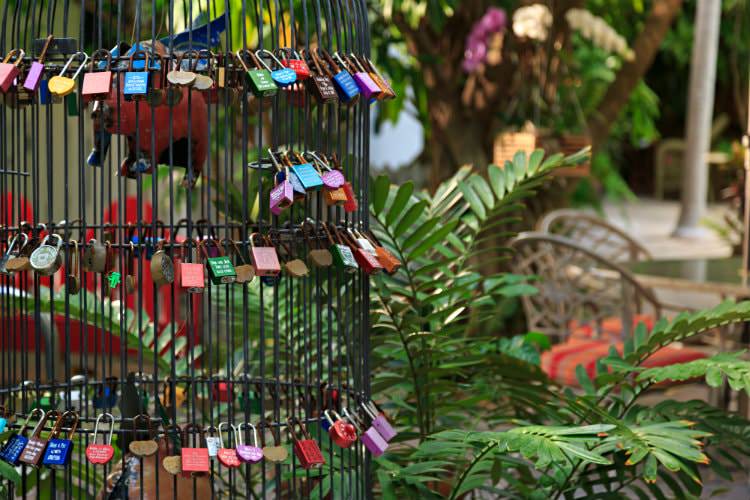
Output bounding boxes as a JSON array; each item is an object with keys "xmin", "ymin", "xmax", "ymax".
[
  {"xmin": 24, "ymin": 35, "xmax": 54, "ymax": 92},
  {"xmin": 310, "ymin": 151, "xmax": 346, "ymax": 189},
  {"xmin": 364, "ymin": 402, "xmax": 397, "ymax": 442},
  {"xmin": 270, "ymin": 179, "xmax": 293, "ymax": 215},
  {"xmin": 361, "ymin": 426, "xmax": 388, "ymax": 457},
  {"xmin": 236, "ymin": 423, "xmax": 264, "ymax": 464},
  {"xmin": 348, "ymin": 54, "xmax": 382, "ymax": 101}
]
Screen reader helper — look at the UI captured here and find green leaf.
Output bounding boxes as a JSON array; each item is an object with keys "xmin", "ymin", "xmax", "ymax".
[
  {"xmin": 385, "ymin": 182, "xmax": 415, "ymax": 226},
  {"xmin": 394, "ymin": 200, "xmax": 428, "ymax": 238},
  {"xmin": 372, "ymin": 175, "xmax": 391, "ymax": 216}
]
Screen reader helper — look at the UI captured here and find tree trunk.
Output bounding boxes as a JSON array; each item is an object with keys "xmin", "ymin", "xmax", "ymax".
[{"xmin": 587, "ymin": 0, "xmax": 684, "ymax": 149}]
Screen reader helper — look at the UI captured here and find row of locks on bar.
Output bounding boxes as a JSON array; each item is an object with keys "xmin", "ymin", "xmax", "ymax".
[
  {"xmin": 0, "ymin": 223, "xmax": 401, "ymax": 290},
  {"xmin": 0, "ymin": 37, "xmax": 395, "ymax": 106},
  {"xmin": 0, "ymin": 401, "xmax": 396, "ymax": 471}
]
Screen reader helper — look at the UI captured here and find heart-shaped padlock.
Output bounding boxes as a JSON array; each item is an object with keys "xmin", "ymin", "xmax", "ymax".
[
  {"xmin": 216, "ymin": 423, "xmax": 241, "ymax": 468},
  {"xmin": 167, "ymin": 51, "xmax": 197, "ymax": 87},
  {"xmin": 236, "ymin": 423, "xmax": 264, "ymax": 464},
  {"xmin": 161, "ymin": 424, "xmax": 183, "ymax": 475},
  {"xmin": 86, "ymin": 413, "xmax": 115, "ymax": 465},
  {"xmin": 261, "ymin": 424, "xmax": 288, "ymax": 464},
  {"xmin": 47, "ymin": 52, "xmax": 88, "ymax": 97},
  {"xmin": 227, "ymin": 239, "xmax": 255, "ymax": 284},
  {"xmin": 303, "ymin": 223, "xmax": 334, "ymax": 268},
  {"xmin": 128, "ymin": 414, "xmax": 158, "ymax": 457}
]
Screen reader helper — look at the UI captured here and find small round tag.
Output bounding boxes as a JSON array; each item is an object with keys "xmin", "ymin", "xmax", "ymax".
[{"xmin": 322, "ymin": 170, "xmax": 345, "ymax": 189}]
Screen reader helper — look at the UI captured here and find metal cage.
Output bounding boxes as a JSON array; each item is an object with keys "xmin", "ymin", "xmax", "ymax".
[{"xmin": 0, "ymin": 0, "xmax": 375, "ymax": 497}]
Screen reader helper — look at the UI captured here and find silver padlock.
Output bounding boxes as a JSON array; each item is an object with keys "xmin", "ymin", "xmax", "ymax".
[
  {"xmin": 30, "ymin": 234, "xmax": 63, "ymax": 276},
  {"xmin": 0, "ymin": 232, "xmax": 28, "ymax": 274}
]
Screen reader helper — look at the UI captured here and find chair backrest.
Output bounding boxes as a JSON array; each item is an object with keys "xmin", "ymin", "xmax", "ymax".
[
  {"xmin": 536, "ymin": 209, "xmax": 651, "ymax": 262},
  {"xmin": 509, "ymin": 232, "xmax": 661, "ymax": 343}
]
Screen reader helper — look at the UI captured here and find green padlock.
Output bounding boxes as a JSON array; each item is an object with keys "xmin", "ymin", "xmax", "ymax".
[
  {"xmin": 325, "ymin": 223, "xmax": 358, "ymax": 273},
  {"xmin": 236, "ymin": 49, "xmax": 277, "ymax": 98},
  {"xmin": 202, "ymin": 239, "xmax": 236, "ymax": 285}
]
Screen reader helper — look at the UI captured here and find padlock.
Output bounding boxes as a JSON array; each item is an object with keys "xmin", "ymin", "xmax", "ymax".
[
  {"xmin": 354, "ymin": 229, "xmax": 378, "ymax": 255},
  {"xmin": 190, "ymin": 50, "xmax": 215, "ymax": 92},
  {"xmin": 227, "ymin": 239, "xmax": 255, "ymax": 284},
  {"xmin": 310, "ymin": 152, "xmax": 346, "ymax": 189},
  {"xmin": 19, "ymin": 409, "xmax": 56, "ymax": 467},
  {"xmin": 250, "ymin": 233, "xmax": 281, "ymax": 277},
  {"xmin": 29, "ymin": 234, "xmax": 63, "ymax": 276},
  {"xmin": 275, "ymin": 154, "xmax": 306, "ymax": 199},
  {"xmin": 0, "ymin": 409, "xmax": 44, "ymax": 465},
  {"xmin": 86, "ymin": 412, "xmax": 115, "ymax": 465},
  {"xmin": 236, "ymin": 423, "xmax": 263, "ymax": 464},
  {"xmin": 161, "ymin": 424, "xmax": 183, "ymax": 475},
  {"xmin": 146, "ymin": 53, "xmax": 167, "ymax": 107},
  {"xmin": 364, "ymin": 402, "xmax": 397, "ymax": 442},
  {"xmin": 342, "ymin": 181, "xmax": 359, "ymax": 213},
  {"xmin": 65, "ymin": 239, "xmax": 81, "ymax": 294},
  {"xmin": 125, "ymin": 242, "xmax": 137, "ymax": 294},
  {"xmin": 323, "ymin": 50, "xmax": 359, "ymax": 104},
  {"xmin": 202, "ymin": 239, "xmax": 236, "ymax": 285},
  {"xmin": 237, "ymin": 49, "xmax": 277, "ymax": 98},
  {"xmin": 268, "ymin": 150, "xmax": 295, "ymax": 214},
  {"xmin": 39, "ymin": 78, "xmax": 51, "ymax": 104},
  {"xmin": 177, "ymin": 240, "xmax": 205, "ymax": 293},
  {"xmin": 324, "ymin": 410, "xmax": 357, "ymax": 448},
  {"xmin": 48, "ymin": 51, "xmax": 88, "ymax": 97},
  {"xmin": 261, "ymin": 424, "xmax": 288, "ymax": 463},
  {"xmin": 181, "ymin": 424, "xmax": 210, "ymax": 476},
  {"xmin": 257, "ymin": 49, "xmax": 296, "ymax": 87},
  {"xmin": 303, "ymin": 48, "xmax": 338, "ymax": 104},
  {"xmin": 82, "ymin": 49, "xmax": 113, "ymax": 100},
  {"xmin": 150, "ymin": 241, "xmax": 175, "ymax": 285},
  {"xmin": 288, "ymin": 417, "xmax": 325, "ymax": 469},
  {"xmin": 290, "ymin": 152, "xmax": 324, "ymax": 191},
  {"xmin": 367, "ymin": 231, "xmax": 402, "ymax": 274},
  {"xmin": 0, "ymin": 232, "xmax": 28, "ymax": 274},
  {"xmin": 0, "ymin": 49, "xmax": 25, "ymax": 93},
  {"xmin": 24, "ymin": 35, "xmax": 54, "ymax": 92},
  {"xmin": 302, "ymin": 222, "xmax": 333, "ymax": 268},
  {"xmin": 347, "ymin": 54, "xmax": 382, "ymax": 101},
  {"xmin": 346, "ymin": 407, "xmax": 387, "ymax": 456},
  {"xmin": 325, "ymin": 224, "xmax": 358, "ymax": 273},
  {"xmin": 166, "ymin": 51, "xmax": 197, "ymax": 87},
  {"xmin": 42, "ymin": 410, "xmax": 79, "ymax": 468},
  {"xmin": 345, "ymin": 231, "xmax": 383, "ymax": 275},
  {"xmin": 365, "ymin": 57, "xmax": 397, "ymax": 100},
  {"xmin": 123, "ymin": 49, "xmax": 150, "ymax": 100},
  {"xmin": 205, "ymin": 426, "xmax": 221, "ymax": 459},
  {"xmin": 5, "ymin": 233, "xmax": 34, "ymax": 273},
  {"xmin": 280, "ymin": 48, "xmax": 310, "ymax": 80},
  {"xmin": 216, "ymin": 423, "xmax": 241, "ymax": 468},
  {"xmin": 128, "ymin": 414, "xmax": 159, "ymax": 457},
  {"xmin": 83, "ymin": 238, "xmax": 107, "ymax": 273},
  {"xmin": 272, "ymin": 234, "xmax": 309, "ymax": 278}
]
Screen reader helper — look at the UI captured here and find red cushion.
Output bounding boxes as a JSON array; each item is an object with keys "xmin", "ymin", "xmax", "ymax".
[{"xmin": 542, "ymin": 338, "xmax": 706, "ymax": 386}]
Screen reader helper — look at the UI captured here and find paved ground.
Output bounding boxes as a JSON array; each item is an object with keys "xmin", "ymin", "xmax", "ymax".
[{"xmin": 599, "ymin": 198, "xmax": 748, "ymax": 499}]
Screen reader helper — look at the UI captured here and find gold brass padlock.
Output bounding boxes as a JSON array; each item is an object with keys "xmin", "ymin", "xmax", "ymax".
[
  {"xmin": 0, "ymin": 231, "xmax": 29, "ymax": 274},
  {"xmin": 30, "ymin": 234, "xmax": 64, "ymax": 276},
  {"xmin": 83, "ymin": 238, "xmax": 107, "ymax": 273},
  {"xmin": 150, "ymin": 240, "xmax": 174, "ymax": 286},
  {"xmin": 271, "ymin": 232, "xmax": 308, "ymax": 278},
  {"xmin": 128, "ymin": 414, "xmax": 158, "ymax": 457},
  {"xmin": 302, "ymin": 221, "xmax": 333, "ymax": 267},
  {"xmin": 5, "ymin": 233, "xmax": 34, "ymax": 273},
  {"xmin": 227, "ymin": 239, "xmax": 255, "ymax": 284}
]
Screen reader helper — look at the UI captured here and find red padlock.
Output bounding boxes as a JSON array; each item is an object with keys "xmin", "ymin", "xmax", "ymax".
[
  {"xmin": 288, "ymin": 417, "xmax": 325, "ymax": 469},
  {"xmin": 177, "ymin": 239, "xmax": 205, "ymax": 293},
  {"xmin": 343, "ymin": 230, "xmax": 383, "ymax": 275},
  {"xmin": 324, "ymin": 410, "xmax": 357, "ymax": 448},
  {"xmin": 0, "ymin": 49, "xmax": 25, "ymax": 93},
  {"xmin": 86, "ymin": 413, "xmax": 115, "ymax": 465},
  {"xmin": 217, "ymin": 422, "xmax": 241, "ymax": 468},
  {"xmin": 280, "ymin": 49, "xmax": 311, "ymax": 80},
  {"xmin": 181, "ymin": 424, "xmax": 210, "ymax": 476},
  {"xmin": 250, "ymin": 233, "xmax": 281, "ymax": 277}
]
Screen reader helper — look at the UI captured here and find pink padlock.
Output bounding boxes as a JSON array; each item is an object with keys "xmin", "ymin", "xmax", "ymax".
[
  {"xmin": 236, "ymin": 423, "xmax": 264, "ymax": 464},
  {"xmin": 268, "ymin": 149, "xmax": 294, "ymax": 215},
  {"xmin": 24, "ymin": 35, "xmax": 54, "ymax": 92},
  {"xmin": 343, "ymin": 408, "xmax": 388, "ymax": 457},
  {"xmin": 364, "ymin": 402, "xmax": 397, "ymax": 442},
  {"xmin": 310, "ymin": 152, "xmax": 346, "ymax": 189}
]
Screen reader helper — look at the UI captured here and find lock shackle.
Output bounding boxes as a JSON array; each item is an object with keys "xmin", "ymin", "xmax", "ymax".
[
  {"xmin": 323, "ymin": 409, "xmax": 337, "ymax": 426},
  {"xmin": 254, "ymin": 49, "xmax": 279, "ymax": 71},
  {"xmin": 2, "ymin": 48, "xmax": 26, "ymax": 67},
  {"xmin": 17, "ymin": 408, "xmax": 45, "ymax": 435},
  {"xmin": 286, "ymin": 416, "xmax": 312, "ymax": 441},
  {"xmin": 128, "ymin": 49, "xmax": 149, "ymax": 72},
  {"xmin": 218, "ymin": 422, "xmax": 239, "ymax": 447},
  {"xmin": 332, "ymin": 52, "xmax": 353, "ymax": 73},
  {"xmin": 249, "ymin": 232, "xmax": 265, "ymax": 249},
  {"xmin": 225, "ymin": 238, "xmax": 249, "ymax": 265},
  {"xmin": 191, "ymin": 48, "xmax": 213, "ymax": 72},
  {"xmin": 303, "ymin": 48, "xmax": 326, "ymax": 78},
  {"xmin": 162, "ymin": 423, "xmax": 181, "ymax": 455},
  {"xmin": 309, "ymin": 151, "xmax": 332, "ymax": 172},
  {"xmin": 347, "ymin": 53, "xmax": 368, "ymax": 73},
  {"xmin": 200, "ymin": 238, "xmax": 225, "ymax": 260},
  {"xmin": 182, "ymin": 423, "xmax": 205, "ymax": 447},
  {"xmin": 319, "ymin": 49, "xmax": 340, "ymax": 74},
  {"xmin": 301, "ymin": 221, "xmax": 320, "ymax": 250},
  {"xmin": 235, "ymin": 49, "xmax": 253, "ymax": 72},
  {"xmin": 5, "ymin": 231, "xmax": 28, "ymax": 256},
  {"xmin": 342, "ymin": 407, "xmax": 363, "ymax": 432},
  {"xmin": 37, "ymin": 35, "xmax": 55, "ymax": 63},
  {"xmin": 278, "ymin": 47, "xmax": 302, "ymax": 61},
  {"xmin": 93, "ymin": 412, "xmax": 115, "ymax": 445},
  {"xmin": 30, "ymin": 409, "xmax": 57, "ymax": 438},
  {"xmin": 239, "ymin": 423, "xmax": 259, "ymax": 447},
  {"xmin": 184, "ymin": 238, "xmax": 201, "ymax": 262},
  {"xmin": 132, "ymin": 413, "xmax": 153, "ymax": 439},
  {"xmin": 58, "ymin": 51, "xmax": 89, "ymax": 78},
  {"xmin": 51, "ymin": 410, "xmax": 79, "ymax": 439},
  {"xmin": 267, "ymin": 148, "xmax": 284, "ymax": 172},
  {"xmin": 269, "ymin": 230, "xmax": 294, "ymax": 261},
  {"xmin": 89, "ymin": 48, "xmax": 112, "ymax": 73},
  {"xmin": 280, "ymin": 150, "xmax": 295, "ymax": 167},
  {"xmin": 174, "ymin": 50, "xmax": 196, "ymax": 72},
  {"xmin": 262, "ymin": 234, "xmax": 277, "ymax": 250},
  {"xmin": 194, "ymin": 218, "xmax": 218, "ymax": 241},
  {"xmin": 322, "ymin": 223, "xmax": 336, "ymax": 247}
]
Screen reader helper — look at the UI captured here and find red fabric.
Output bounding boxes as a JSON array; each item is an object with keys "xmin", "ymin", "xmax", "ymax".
[
  {"xmin": 568, "ymin": 314, "xmax": 655, "ymax": 342},
  {"xmin": 542, "ymin": 337, "xmax": 706, "ymax": 386}
]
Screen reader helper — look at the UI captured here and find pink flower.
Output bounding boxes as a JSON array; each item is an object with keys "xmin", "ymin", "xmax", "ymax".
[{"xmin": 463, "ymin": 7, "xmax": 507, "ymax": 73}]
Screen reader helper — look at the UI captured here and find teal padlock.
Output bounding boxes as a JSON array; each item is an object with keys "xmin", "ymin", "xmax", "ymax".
[{"xmin": 290, "ymin": 152, "xmax": 324, "ymax": 191}]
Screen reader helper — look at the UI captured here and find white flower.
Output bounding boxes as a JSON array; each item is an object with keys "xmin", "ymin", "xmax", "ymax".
[
  {"xmin": 566, "ymin": 8, "xmax": 634, "ymax": 61},
  {"xmin": 512, "ymin": 4, "xmax": 553, "ymax": 42}
]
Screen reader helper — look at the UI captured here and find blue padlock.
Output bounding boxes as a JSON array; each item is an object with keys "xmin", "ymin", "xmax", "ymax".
[
  {"xmin": 0, "ymin": 409, "xmax": 44, "ymax": 465},
  {"xmin": 291, "ymin": 162, "xmax": 324, "ymax": 191},
  {"xmin": 39, "ymin": 79, "xmax": 51, "ymax": 104},
  {"xmin": 261, "ymin": 275, "xmax": 280, "ymax": 286},
  {"xmin": 42, "ymin": 410, "xmax": 78, "ymax": 468},
  {"xmin": 122, "ymin": 50, "xmax": 150, "ymax": 100},
  {"xmin": 327, "ymin": 51, "xmax": 359, "ymax": 103},
  {"xmin": 257, "ymin": 49, "xmax": 296, "ymax": 87},
  {"xmin": 320, "ymin": 413, "xmax": 332, "ymax": 432}
]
